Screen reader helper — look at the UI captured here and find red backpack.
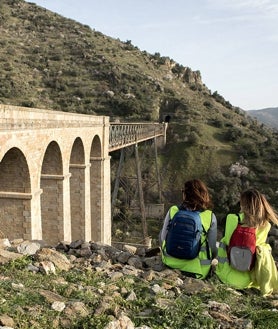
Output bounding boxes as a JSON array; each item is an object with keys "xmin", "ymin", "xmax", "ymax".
[{"xmin": 227, "ymin": 215, "xmax": 256, "ymax": 272}]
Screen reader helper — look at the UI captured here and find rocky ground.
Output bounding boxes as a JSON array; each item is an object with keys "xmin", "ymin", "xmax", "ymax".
[{"xmin": 0, "ymin": 238, "xmax": 278, "ymax": 328}]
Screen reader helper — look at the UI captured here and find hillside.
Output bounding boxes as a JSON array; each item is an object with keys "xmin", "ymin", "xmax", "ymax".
[
  {"xmin": 248, "ymin": 108, "xmax": 278, "ymax": 130},
  {"xmin": 1, "ymin": 2, "xmax": 278, "ymax": 328},
  {"xmin": 0, "ymin": 0, "xmax": 232, "ymax": 120},
  {"xmin": 0, "ymin": 0, "xmax": 278, "ymax": 221}
]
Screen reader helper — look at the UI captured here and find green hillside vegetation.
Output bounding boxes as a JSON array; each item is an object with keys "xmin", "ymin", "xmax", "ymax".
[
  {"xmin": 1, "ymin": 0, "xmax": 278, "ymax": 223},
  {"xmin": 248, "ymin": 108, "xmax": 278, "ymax": 130}
]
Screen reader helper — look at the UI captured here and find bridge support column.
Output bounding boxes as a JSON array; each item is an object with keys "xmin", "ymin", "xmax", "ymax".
[
  {"xmin": 70, "ymin": 163, "xmax": 91, "ymax": 242},
  {"xmin": 62, "ymin": 173, "xmax": 72, "ymax": 242},
  {"xmin": 90, "ymin": 155, "xmax": 111, "ymax": 244},
  {"xmin": 40, "ymin": 173, "xmax": 71, "ymax": 245},
  {"xmin": 83, "ymin": 163, "xmax": 92, "ymax": 242},
  {"xmin": 134, "ymin": 143, "xmax": 149, "ymax": 245},
  {"xmin": 30, "ymin": 188, "xmax": 43, "ymax": 240},
  {"xmin": 102, "ymin": 155, "xmax": 111, "ymax": 244},
  {"xmin": 111, "ymin": 148, "xmax": 125, "ymax": 216}
]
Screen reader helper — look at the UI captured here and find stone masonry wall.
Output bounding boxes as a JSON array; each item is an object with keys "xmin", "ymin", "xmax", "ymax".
[{"xmin": 0, "ymin": 105, "xmax": 111, "ymax": 245}]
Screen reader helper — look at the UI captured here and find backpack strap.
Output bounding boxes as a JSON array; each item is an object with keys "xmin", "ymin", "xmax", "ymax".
[
  {"xmin": 236, "ymin": 213, "xmax": 242, "ymax": 225},
  {"xmin": 220, "ymin": 213, "xmax": 245, "ymax": 251},
  {"xmin": 223, "ymin": 213, "xmax": 241, "ymax": 237},
  {"xmin": 203, "ymin": 227, "xmax": 211, "ymax": 260},
  {"xmin": 200, "ymin": 210, "xmax": 212, "ymax": 260}
]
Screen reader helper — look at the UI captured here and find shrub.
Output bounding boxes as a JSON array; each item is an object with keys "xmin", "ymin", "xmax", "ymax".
[{"xmin": 225, "ymin": 127, "xmax": 244, "ymax": 142}]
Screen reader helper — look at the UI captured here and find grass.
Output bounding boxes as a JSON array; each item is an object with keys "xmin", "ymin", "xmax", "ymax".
[{"xmin": 0, "ymin": 252, "xmax": 278, "ymax": 328}]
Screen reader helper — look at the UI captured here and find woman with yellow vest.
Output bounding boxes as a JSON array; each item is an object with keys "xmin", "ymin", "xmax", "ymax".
[
  {"xmin": 159, "ymin": 179, "xmax": 217, "ymax": 279},
  {"xmin": 216, "ymin": 189, "xmax": 278, "ymax": 295}
]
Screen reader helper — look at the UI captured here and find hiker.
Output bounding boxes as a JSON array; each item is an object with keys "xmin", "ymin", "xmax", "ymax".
[
  {"xmin": 159, "ymin": 179, "xmax": 217, "ymax": 279},
  {"xmin": 216, "ymin": 188, "xmax": 278, "ymax": 295}
]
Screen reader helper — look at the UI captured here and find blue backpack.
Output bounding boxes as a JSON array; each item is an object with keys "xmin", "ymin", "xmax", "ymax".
[{"xmin": 165, "ymin": 209, "xmax": 204, "ymax": 259}]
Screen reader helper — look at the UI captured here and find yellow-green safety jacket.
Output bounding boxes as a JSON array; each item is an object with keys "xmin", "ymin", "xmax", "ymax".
[
  {"xmin": 216, "ymin": 213, "xmax": 270, "ymax": 289},
  {"xmin": 161, "ymin": 206, "xmax": 213, "ymax": 279}
]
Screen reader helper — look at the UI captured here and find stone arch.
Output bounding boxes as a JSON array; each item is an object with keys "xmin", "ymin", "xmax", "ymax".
[
  {"xmin": 69, "ymin": 137, "xmax": 86, "ymax": 241},
  {"xmin": 90, "ymin": 135, "xmax": 102, "ymax": 242},
  {"xmin": 0, "ymin": 147, "xmax": 32, "ymax": 239},
  {"xmin": 40, "ymin": 141, "xmax": 63, "ymax": 245}
]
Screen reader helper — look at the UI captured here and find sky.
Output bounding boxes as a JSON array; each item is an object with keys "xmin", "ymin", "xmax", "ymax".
[{"xmin": 33, "ymin": 0, "xmax": 278, "ymax": 111}]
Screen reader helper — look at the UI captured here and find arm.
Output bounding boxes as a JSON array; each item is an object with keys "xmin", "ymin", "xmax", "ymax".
[
  {"xmin": 207, "ymin": 213, "xmax": 217, "ymax": 259},
  {"xmin": 159, "ymin": 209, "xmax": 171, "ymax": 247}
]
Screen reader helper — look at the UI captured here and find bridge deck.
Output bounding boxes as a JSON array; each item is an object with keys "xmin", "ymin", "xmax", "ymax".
[
  {"xmin": 0, "ymin": 105, "xmax": 166, "ymax": 151},
  {"xmin": 109, "ymin": 122, "xmax": 166, "ymax": 152}
]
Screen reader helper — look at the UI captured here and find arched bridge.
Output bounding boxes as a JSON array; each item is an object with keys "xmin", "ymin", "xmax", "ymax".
[{"xmin": 0, "ymin": 105, "xmax": 167, "ymax": 245}]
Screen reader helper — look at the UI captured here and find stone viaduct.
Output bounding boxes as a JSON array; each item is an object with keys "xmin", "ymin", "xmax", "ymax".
[{"xmin": 0, "ymin": 105, "xmax": 166, "ymax": 246}]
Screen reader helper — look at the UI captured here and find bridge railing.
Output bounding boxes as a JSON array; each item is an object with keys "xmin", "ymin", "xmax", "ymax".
[{"xmin": 109, "ymin": 122, "xmax": 166, "ymax": 152}]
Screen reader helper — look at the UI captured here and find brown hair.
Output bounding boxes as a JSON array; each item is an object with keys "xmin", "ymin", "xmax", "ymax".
[
  {"xmin": 240, "ymin": 189, "xmax": 278, "ymax": 227},
  {"xmin": 181, "ymin": 179, "xmax": 212, "ymax": 211}
]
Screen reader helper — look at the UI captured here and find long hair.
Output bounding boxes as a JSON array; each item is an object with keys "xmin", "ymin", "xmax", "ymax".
[
  {"xmin": 181, "ymin": 179, "xmax": 212, "ymax": 211},
  {"xmin": 240, "ymin": 189, "xmax": 278, "ymax": 227}
]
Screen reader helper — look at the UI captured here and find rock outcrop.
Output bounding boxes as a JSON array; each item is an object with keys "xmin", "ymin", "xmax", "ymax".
[{"xmin": 0, "ymin": 238, "xmax": 278, "ymax": 328}]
